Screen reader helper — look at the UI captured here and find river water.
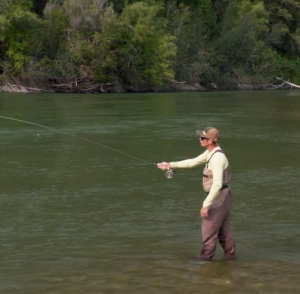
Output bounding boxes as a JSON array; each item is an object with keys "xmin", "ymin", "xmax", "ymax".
[{"xmin": 0, "ymin": 90, "xmax": 300, "ymax": 294}]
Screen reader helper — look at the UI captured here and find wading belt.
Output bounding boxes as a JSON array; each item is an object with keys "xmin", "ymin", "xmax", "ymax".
[{"xmin": 206, "ymin": 184, "xmax": 229, "ymax": 195}]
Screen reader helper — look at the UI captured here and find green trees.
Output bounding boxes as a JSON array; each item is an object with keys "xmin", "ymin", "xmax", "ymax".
[
  {"xmin": 258, "ymin": 0, "xmax": 300, "ymax": 83},
  {"xmin": 0, "ymin": 0, "xmax": 42, "ymax": 74},
  {"xmin": 32, "ymin": 0, "xmax": 176, "ymax": 91},
  {"xmin": 117, "ymin": 1, "xmax": 176, "ymax": 90},
  {"xmin": 165, "ymin": 0, "xmax": 216, "ymax": 83},
  {"xmin": 255, "ymin": 0, "xmax": 300, "ymax": 56},
  {"xmin": 212, "ymin": 1, "xmax": 275, "ymax": 86},
  {"xmin": 0, "ymin": 0, "xmax": 299, "ymax": 91}
]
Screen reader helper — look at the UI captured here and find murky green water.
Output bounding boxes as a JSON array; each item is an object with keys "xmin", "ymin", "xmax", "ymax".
[{"xmin": 1, "ymin": 90, "xmax": 300, "ymax": 293}]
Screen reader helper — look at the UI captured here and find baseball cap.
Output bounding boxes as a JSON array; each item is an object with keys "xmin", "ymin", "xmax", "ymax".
[{"xmin": 196, "ymin": 127, "xmax": 220, "ymax": 142}]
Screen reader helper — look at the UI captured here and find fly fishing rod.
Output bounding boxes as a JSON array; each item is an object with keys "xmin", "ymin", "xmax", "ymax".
[{"xmin": 0, "ymin": 115, "xmax": 174, "ymax": 179}]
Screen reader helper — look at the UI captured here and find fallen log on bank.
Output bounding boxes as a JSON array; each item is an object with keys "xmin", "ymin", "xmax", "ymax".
[
  {"xmin": 0, "ymin": 82, "xmax": 44, "ymax": 93},
  {"xmin": 271, "ymin": 77, "xmax": 300, "ymax": 89}
]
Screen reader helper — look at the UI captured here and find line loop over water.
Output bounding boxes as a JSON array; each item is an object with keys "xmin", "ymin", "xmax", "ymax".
[{"xmin": 0, "ymin": 115, "xmax": 155, "ymax": 165}]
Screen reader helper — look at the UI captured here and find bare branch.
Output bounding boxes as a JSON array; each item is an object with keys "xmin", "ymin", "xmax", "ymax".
[
  {"xmin": 100, "ymin": 82, "xmax": 115, "ymax": 93},
  {"xmin": 168, "ymin": 78, "xmax": 186, "ymax": 84},
  {"xmin": 272, "ymin": 77, "xmax": 300, "ymax": 89}
]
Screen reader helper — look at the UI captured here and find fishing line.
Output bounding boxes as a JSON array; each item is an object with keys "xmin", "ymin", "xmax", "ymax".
[{"xmin": 0, "ymin": 115, "xmax": 156, "ymax": 166}]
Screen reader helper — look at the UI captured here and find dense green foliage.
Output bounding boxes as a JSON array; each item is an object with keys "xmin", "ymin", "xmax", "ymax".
[{"xmin": 0, "ymin": 0, "xmax": 299, "ymax": 91}]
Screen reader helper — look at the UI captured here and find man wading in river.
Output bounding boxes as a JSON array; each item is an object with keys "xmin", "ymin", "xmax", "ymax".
[{"xmin": 157, "ymin": 127, "xmax": 236, "ymax": 260}]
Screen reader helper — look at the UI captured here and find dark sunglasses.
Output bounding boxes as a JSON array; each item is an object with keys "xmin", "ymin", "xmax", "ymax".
[{"xmin": 199, "ymin": 136, "xmax": 208, "ymax": 141}]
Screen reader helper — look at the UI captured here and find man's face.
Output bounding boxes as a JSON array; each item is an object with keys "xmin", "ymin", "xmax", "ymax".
[{"xmin": 199, "ymin": 136, "xmax": 213, "ymax": 147}]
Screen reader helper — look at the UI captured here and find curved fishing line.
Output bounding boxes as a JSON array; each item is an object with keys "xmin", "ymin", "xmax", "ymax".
[{"xmin": 0, "ymin": 115, "xmax": 155, "ymax": 165}]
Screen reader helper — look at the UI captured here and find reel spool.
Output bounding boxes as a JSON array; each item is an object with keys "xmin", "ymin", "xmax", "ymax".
[{"xmin": 165, "ymin": 170, "xmax": 174, "ymax": 179}]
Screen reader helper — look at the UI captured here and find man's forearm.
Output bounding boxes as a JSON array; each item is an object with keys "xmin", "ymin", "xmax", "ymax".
[{"xmin": 170, "ymin": 153, "xmax": 207, "ymax": 169}]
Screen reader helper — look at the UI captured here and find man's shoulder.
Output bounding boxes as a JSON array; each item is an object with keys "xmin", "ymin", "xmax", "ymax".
[
  {"xmin": 213, "ymin": 150, "xmax": 226, "ymax": 157},
  {"xmin": 209, "ymin": 147, "xmax": 224, "ymax": 156},
  {"xmin": 210, "ymin": 149, "xmax": 227, "ymax": 164}
]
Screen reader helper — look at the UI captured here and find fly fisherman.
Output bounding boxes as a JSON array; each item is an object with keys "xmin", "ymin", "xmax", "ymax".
[{"xmin": 157, "ymin": 127, "xmax": 236, "ymax": 260}]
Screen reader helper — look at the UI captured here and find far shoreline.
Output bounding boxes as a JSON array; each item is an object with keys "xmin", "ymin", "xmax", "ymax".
[{"xmin": 0, "ymin": 79, "xmax": 298, "ymax": 94}]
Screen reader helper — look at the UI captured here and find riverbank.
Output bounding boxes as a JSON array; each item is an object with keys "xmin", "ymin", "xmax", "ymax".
[{"xmin": 0, "ymin": 77, "xmax": 295, "ymax": 93}]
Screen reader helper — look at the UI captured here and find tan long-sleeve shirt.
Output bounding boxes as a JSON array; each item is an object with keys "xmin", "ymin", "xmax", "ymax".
[{"xmin": 169, "ymin": 146, "xmax": 229, "ymax": 208}]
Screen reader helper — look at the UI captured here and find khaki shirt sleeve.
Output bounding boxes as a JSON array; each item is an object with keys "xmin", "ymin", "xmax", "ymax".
[
  {"xmin": 203, "ymin": 152, "xmax": 228, "ymax": 208},
  {"xmin": 170, "ymin": 150, "xmax": 208, "ymax": 169}
]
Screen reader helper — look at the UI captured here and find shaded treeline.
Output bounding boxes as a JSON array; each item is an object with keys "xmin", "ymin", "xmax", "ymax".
[{"xmin": 0, "ymin": 0, "xmax": 299, "ymax": 92}]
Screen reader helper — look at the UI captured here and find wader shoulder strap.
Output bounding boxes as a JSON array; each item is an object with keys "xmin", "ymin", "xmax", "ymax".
[{"xmin": 205, "ymin": 150, "xmax": 225, "ymax": 168}]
